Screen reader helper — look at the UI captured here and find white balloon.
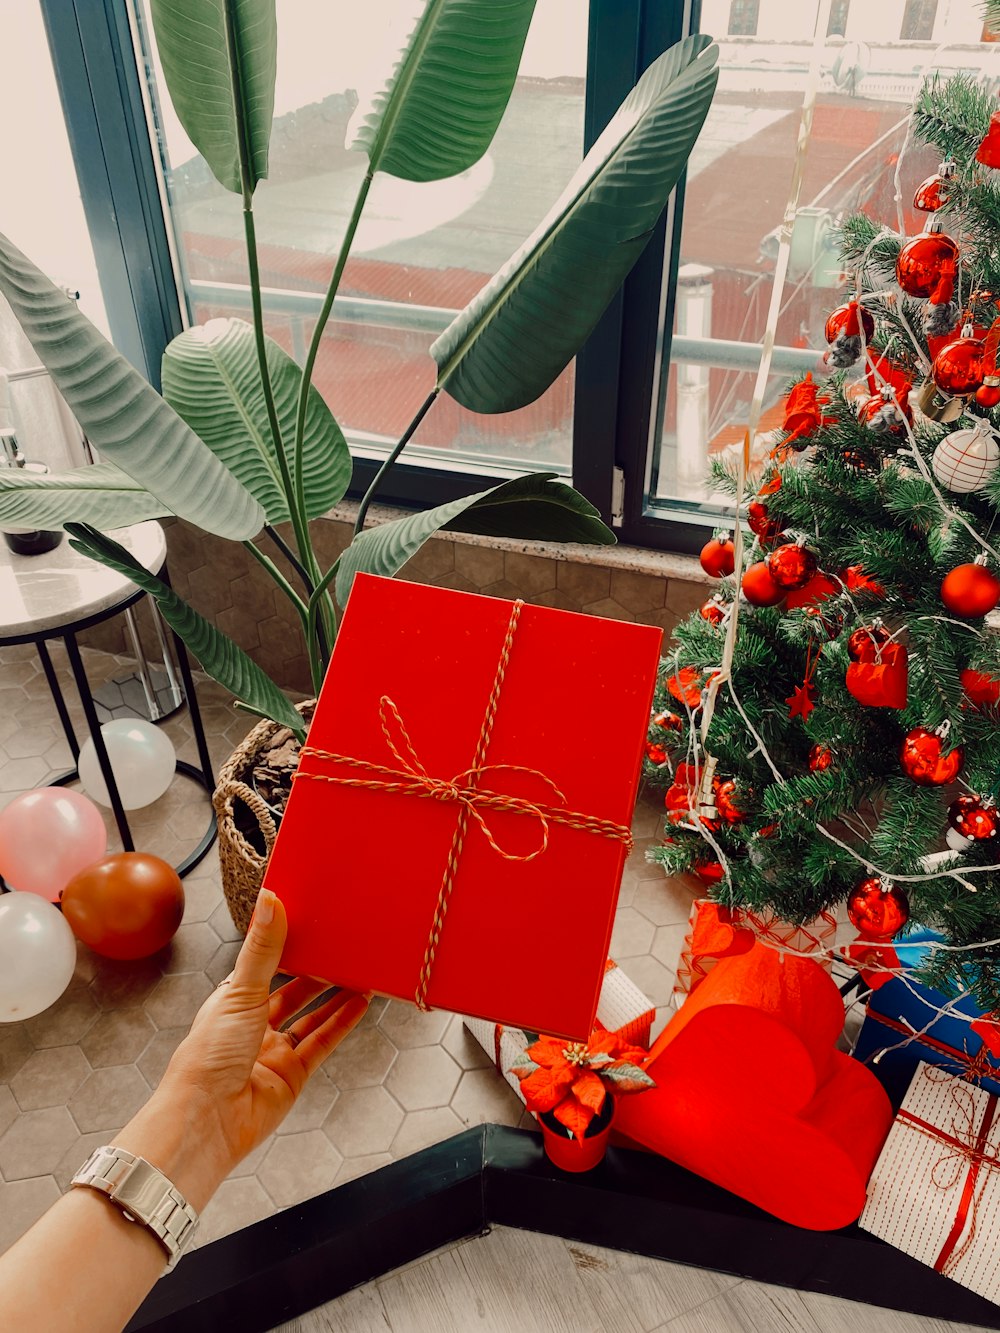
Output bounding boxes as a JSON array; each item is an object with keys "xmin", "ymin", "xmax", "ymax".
[
  {"xmin": 78, "ymin": 719, "xmax": 176, "ymax": 811},
  {"xmin": 0, "ymin": 892, "xmax": 77, "ymax": 1021}
]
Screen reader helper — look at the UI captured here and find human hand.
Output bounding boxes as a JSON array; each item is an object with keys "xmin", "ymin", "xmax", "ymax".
[{"xmin": 115, "ymin": 888, "xmax": 368, "ymax": 1210}]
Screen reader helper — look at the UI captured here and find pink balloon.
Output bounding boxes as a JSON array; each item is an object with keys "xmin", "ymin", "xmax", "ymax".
[{"xmin": 0, "ymin": 789, "xmax": 108, "ymax": 901}]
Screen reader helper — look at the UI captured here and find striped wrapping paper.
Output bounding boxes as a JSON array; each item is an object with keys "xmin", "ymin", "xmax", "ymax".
[
  {"xmin": 463, "ymin": 959, "xmax": 656, "ymax": 1105},
  {"xmin": 672, "ymin": 899, "xmax": 838, "ymax": 1006},
  {"xmin": 860, "ymin": 1061, "xmax": 1000, "ymax": 1304}
]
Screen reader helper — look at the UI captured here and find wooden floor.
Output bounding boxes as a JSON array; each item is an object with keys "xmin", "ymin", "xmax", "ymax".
[{"xmin": 271, "ymin": 1226, "xmax": 990, "ymax": 1333}]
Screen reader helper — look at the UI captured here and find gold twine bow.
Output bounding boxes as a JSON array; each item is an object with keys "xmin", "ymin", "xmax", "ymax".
[{"xmin": 293, "ymin": 599, "xmax": 634, "ymax": 1009}]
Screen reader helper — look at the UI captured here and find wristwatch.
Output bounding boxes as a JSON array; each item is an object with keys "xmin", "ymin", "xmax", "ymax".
[{"xmin": 71, "ymin": 1145, "xmax": 199, "ymax": 1268}]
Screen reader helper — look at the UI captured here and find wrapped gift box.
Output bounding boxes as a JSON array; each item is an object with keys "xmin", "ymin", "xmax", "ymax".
[
  {"xmin": 265, "ymin": 574, "xmax": 662, "ymax": 1039},
  {"xmin": 852, "ymin": 969, "xmax": 1000, "ymax": 1108},
  {"xmin": 463, "ymin": 959, "xmax": 656, "ymax": 1102},
  {"xmin": 860, "ymin": 1061, "xmax": 1000, "ymax": 1303},
  {"xmin": 673, "ymin": 898, "xmax": 838, "ymax": 1005}
]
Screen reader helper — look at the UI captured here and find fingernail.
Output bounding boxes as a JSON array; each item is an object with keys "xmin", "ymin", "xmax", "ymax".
[{"xmin": 256, "ymin": 888, "xmax": 276, "ymax": 926}]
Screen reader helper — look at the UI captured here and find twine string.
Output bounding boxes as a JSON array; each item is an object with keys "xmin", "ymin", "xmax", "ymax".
[{"xmin": 295, "ymin": 600, "xmax": 633, "ymax": 1010}]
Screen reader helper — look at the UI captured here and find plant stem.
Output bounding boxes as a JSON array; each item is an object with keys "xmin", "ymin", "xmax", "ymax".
[
  {"xmin": 292, "ymin": 169, "xmax": 375, "ymax": 529},
  {"xmin": 353, "ymin": 388, "xmax": 440, "ymax": 536},
  {"xmin": 305, "ymin": 558, "xmax": 340, "ymax": 684},
  {"xmin": 243, "ymin": 540, "xmax": 323, "ymax": 695},
  {"xmin": 264, "ymin": 525, "xmax": 330, "ymax": 674}
]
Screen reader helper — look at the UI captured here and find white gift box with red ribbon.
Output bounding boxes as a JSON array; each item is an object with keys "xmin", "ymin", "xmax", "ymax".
[
  {"xmin": 860, "ymin": 1060, "xmax": 1000, "ymax": 1304},
  {"xmin": 463, "ymin": 959, "xmax": 655, "ymax": 1105}
]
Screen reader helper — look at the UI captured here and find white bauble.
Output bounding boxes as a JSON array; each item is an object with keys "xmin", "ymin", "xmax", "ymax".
[
  {"xmin": 78, "ymin": 719, "xmax": 176, "ymax": 810},
  {"xmin": 931, "ymin": 426, "xmax": 1000, "ymax": 493}
]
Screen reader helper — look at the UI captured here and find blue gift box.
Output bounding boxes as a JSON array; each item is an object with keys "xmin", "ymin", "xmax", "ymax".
[{"xmin": 851, "ymin": 931, "xmax": 1000, "ymax": 1107}]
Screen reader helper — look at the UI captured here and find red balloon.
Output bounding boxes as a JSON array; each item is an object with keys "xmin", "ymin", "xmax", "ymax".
[
  {"xmin": 948, "ymin": 795, "xmax": 999, "ymax": 841},
  {"xmin": 941, "ymin": 562, "xmax": 1000, "ymax": 617},
  {"xmin": 899, "ymin": 728, "xmax": 964, "ymax": 786},
  {"xmin": 824, "ymin": 302, "xmax": 875, "ymax": 344},
  {"xmin": 932, "ymin": 335, "xmax": 985, "ymax": 397},
  {"xmin": 961, "ymin": 667, "xmax": 1000, "ymax": 706},
  {"xmin": 700, "ymin": 537, "xmax": 735, "ymax": 579},
  {"xmin": 895, "ymin": 232, "xmax": 960, "ymax": 299},
  {"xmin": 61, "ymin": 853, "xmax": 184, "ymax": 960},
  {"xmin": 847, "ymin": 877, "xmax": 909, "ymax": 940},
  {"xmin": 847, "ymin": 625, "xmax": 891, "ymax": 661},
  {"xmin": 808, "ymin": 744, "xmax": 833, "ymax": 772},
  {"xmin": 766, "ymin": 543, "xmax": 818, "ymax": 591},
  {"xmin": 742, "ymin": 561, "xmax": 784, "ymax": 607}
]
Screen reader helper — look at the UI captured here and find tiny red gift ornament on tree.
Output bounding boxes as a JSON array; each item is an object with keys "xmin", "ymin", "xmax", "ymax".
[{"xmin": 512, "ymin": 1031, "xmax": 655, "ymax": 1172}]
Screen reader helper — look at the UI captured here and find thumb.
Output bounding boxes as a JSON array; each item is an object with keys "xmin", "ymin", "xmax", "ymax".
[{"xmin": 230, "ymin": 888, "xmax": 287, "ymax": 1002}]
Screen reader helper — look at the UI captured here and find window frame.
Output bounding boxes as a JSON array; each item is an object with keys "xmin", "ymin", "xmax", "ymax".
[{"xmin": 39, "ymin": 0, "xmax": 706, "ymax": 547}]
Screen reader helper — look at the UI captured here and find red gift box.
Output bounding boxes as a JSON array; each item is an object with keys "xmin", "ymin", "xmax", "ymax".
[{"xmin": 264, "ymin": 574, "xmax": 662, "ymax": 1039}]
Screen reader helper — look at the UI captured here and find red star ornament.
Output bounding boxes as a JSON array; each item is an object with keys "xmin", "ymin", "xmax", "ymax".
[{"xmin": 786, "ymin": 681, "xmax": 817, "ymax": 720}]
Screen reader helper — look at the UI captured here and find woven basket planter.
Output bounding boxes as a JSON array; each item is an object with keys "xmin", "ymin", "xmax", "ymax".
[{"xmin": 212, "ymin": 700, "xmax": 313, "ymax": 936}]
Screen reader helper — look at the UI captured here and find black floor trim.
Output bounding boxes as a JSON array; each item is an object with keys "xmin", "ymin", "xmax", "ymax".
[{"xmin": 127, "ymin": 1126, "xmax": 1000, "ymax": 1332}]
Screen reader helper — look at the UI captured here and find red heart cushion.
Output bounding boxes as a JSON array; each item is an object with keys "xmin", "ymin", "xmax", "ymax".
[
  {"xmin": 845, "ymin": 644, "xmax": 907, "ymax": 708},
  {"xmin": 615, "ymin": 944, "xmax": 892, "ymax": 1229},
  {"xmin": 688, "ymin": 901, "xmax": 755, "ymax": 962}
]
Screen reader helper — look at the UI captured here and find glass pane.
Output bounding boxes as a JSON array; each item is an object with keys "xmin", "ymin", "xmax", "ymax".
[
  {"xmin": 0, "ymin": 6, "xmax": 107, "ymax": 472},
  {"xmin": 648, "ymin": 0, "xmax": 992, "ymax": 523},
  {"xmin": 137, "ymin": 0, "xmax": 586, "ymax": 476}
]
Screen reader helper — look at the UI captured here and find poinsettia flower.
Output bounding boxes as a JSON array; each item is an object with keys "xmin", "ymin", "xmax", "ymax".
[
  {"xmin": 519, "ymin": 1063, "xmax": 576, "ymax": 1114},
  {"xmin": 572, "ymin": 1069, "xmax": 608, "ymax": 1115},
  {"xmin": 553, "ymin": 1089, "xmax": 594, "ymax": 1141},
  {"xmin": 523, "ymin": 1035, "xmax": 573, "ymax": 1069}
]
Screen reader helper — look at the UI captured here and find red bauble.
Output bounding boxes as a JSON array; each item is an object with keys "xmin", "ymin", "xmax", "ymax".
[
  {"xmin": 847, "ymin": 877, "xmax": 910, "ymax": 940},
  {"xmin": 895, "ymin": 232, "xmax": 960, "ymax": 299},
  {"xmin": 652, "ymin": 711, "xmax": 683, "ymax": 732},
  {"xmin": 741, "ymin": 561, "xmax": 784, "ymax": 607},
  {"xmin": 960, "ymin": 668, "xmax": 1000, "ymax": 706},
  {"xmin": 976, "ymin": 110, "xmax": 1000, "ymax": 169},
  {"xmin": 747, "ymin": 500, "xmax": 783, "ymax": 541},
  {"xmin": 824, "ymin": 302, "xmax": 875, "ymax": 344},
  {"xmin": 858, "ymin": 388, "xmax": 912, "ymax": 437},
  {"xmin": 913, "ymin": 172, "xmax": 952, "ymax": 212},
  {"xmin": 845, "ymin": 643, "xmax": 908, "ymax": 709},
  {"xmin": 976, "ymin": 381, "xmax": 1000, "ymax": 409},
  {"xmin": 808, "ymin": 743, "xmax": 833, "ymax": 772},
  {"xmin": 714, "ymin": 779, "xmax": 745, "ymax": 824},
  {"xmin": 700, "ymin": 537, "xmax": 735, "ymax": 579},
  {"xmin": 941, "ymin": 562, "xmax": 1000, "ymax": 617},
  {"xmin": 645, "ymin": 742, "xmax": 668, "ymax": 765},
  {"xmin": 847, "ymin": 625, "xmax": 891, "ymax": 661},
  {"xmin": 899, "ymin": 727, "xmax": 964, "ymax": 785},
  {"xmin": 784, "ymin": 572, "xmax": 838, "ymax": 611},
  {"xmin": 844, "ymin": 565, "xmax": 885, "ymax": 597},
  {"xmin": 699, "ymin": 598, "xmax": 726, "ymax": 626},
  {"xmin": 766, "ymin": 543, "xmax": 818, "ymax": 591},
  {"xmin": 61, "ymin": 853, "xmax": 184, "ymax": 960},
  {"xmin": 693, "ymin": 858, "xmax": 725, "ymax": 885},
  {"xmin": 948, "ymin": 794, "xmax": 999, "ymax": 841},
  {"xmin": 932, "ymin": 334, "xmax": 985, "ymax": 397}
]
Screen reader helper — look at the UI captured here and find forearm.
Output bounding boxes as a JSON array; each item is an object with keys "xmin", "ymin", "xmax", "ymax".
[{"xmin": 0, "ymin": 1086, "xmax": 231, "ymax": 1333}]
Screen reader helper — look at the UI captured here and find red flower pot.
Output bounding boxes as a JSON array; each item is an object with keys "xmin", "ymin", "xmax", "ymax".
[{"xmin": 539, "ymin": 1095, "xmax": 614, "ymax": 1172}]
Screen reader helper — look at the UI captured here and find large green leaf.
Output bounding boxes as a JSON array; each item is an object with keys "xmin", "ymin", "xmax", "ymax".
[
  {"xmin": 0, "ymin": 463, "xmax": 168, "ymax": 529},
  {"xmin": 336, "ymin": 472, "xmax": 612, "ymax": 604},
  {"xmin": 348, "ymin": 0, "xmax": 536, "ymax": 182},
  {"xmin": 66, "ymin": 524, "xmax": 304, "ymax": 739},
  {"xmin": 149, "ymin": 0, "xmax": 276, "ymax": 195},
  {"xmin": 431, "ymin": 34, "xmax": 719, "ymax": 412},
  {"xmin": 161, "ymin": 319, "xmax": 351, "ymax": 523},
  {"xmin": 0, "ymin": 232, "xmax": 263, "ymax": 540}
]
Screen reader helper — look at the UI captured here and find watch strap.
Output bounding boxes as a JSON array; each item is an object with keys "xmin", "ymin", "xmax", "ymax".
[{"xmin": 71, "ymin": 1145, "xmax": 198, "ymax": 1268}]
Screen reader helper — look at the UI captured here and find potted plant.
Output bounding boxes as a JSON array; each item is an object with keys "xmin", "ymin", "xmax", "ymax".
[
  {"xmin": 512, "ymin": 1030, "xmax": 655, "ymax": 1172},
  {"xmin": 0, "ymin": 1, "xmax": 717, "ymax": 928}
]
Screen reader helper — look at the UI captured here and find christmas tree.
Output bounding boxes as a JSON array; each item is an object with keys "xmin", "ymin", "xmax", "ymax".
[{"xmin": 647, "ymin": 71, "xmax": 1000, "ymax": 1012}]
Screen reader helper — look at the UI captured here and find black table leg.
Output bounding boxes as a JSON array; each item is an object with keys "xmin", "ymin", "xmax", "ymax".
[
  {"xmin": 37, "ymin": 639, "xmax": 80, "ymax": 761},
  {"xmin": 63, "ymin": 632, "xmax": 134, "ymax": 852}
]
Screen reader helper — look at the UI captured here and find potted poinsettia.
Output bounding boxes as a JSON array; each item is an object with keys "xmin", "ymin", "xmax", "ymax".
[{"xmin": 512, "ymin": 1030, "xmax": 655, "ymax": 1172}]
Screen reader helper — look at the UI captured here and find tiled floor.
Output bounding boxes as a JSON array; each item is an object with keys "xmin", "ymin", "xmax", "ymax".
[{"xmin": 0, "ymin": 640, "xmax": 687, "ymax": 1256}]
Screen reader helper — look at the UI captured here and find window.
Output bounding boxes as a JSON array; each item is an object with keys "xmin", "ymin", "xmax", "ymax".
[
  {"xmin": 901, "ymin": 0, "xmax": 938, "ymax": 41},
  {"xmin": 827, "ymin": 0, "xmax": 850, "ymax": 38},
  {"xmin": 728, "ymin": 0, "xmax": 760, "ymax": 37},
  {"xmin": 138, "ymin": 0, "xmax": 586, "ymax": 480}
]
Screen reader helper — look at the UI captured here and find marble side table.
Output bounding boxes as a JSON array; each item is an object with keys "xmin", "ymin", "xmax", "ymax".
[{"xmin": 0, "ymin": 521, "xmax": 216, "ymax": 876}]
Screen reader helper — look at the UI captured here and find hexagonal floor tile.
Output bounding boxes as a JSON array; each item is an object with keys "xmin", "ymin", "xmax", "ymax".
[
  {"xmin": 390, "ymin": 1107, "xmax": 463, "ymax": 1160},
  {"xmin": 323, "ymin": 1025, "xmax": 397, "ymax": 1090},
  {"xmin": 69, "ymin": 1065, "xmax": 150, "ymax": 1134},
  {"xmin": 197, "ymin": 1176, "xmax": 275, "ymax": 1247},
  {"xmin": 0, "ymin": 1106, "xmax": 80, "ymax": 1179},
  {"xmin": 334, "ymin": 1153, "xmax": 393, "ymax": 1186},
  {"xmin": 274, "ymin": 1070, "xmax": 339, "ymax": 1135},
  {"xmin": 378, "ymin": 1001, "xmax": 450, "ymax": 1049},
  {"xmin": 441, "ymin": 1016, "xmax": 492, "ymax": 1071},
  {"xmin": 11, "ymin": 1046, "xmax": 91, "ymax": 1111},
  {"xmin": 79, "ymin": 1008, "xmax": 156, "ymax": 1068},
  {"xmin": 161, "ymin": 922, "xmax": 222, "ymax": 975},
  {"xmin": 0, "ymin": 1177, "xmax": 62, "ymax": 1254},
  {"xmin": 143, "ymin": 973, "xmax": 213, "ymax": 1030},
  {"xmin": 24, "ymin": 984, "xmax": 100, "ymax": 1049},
  {"xmin": 322, "ymin": 1086, "xmax": 404, "ymax": 1158},
  {"xmin": 634, "ymin": 879, "xmax": 696, "ymax": 928},
  {"xmin": 450, "ymin": 1069, "xmax": 524, "ymax": 1129},
  {"xmin": 0, "ymin": 1086, "xmax": 17, "ymax": 1137},
  {"xmin": 259, "ymin": 1131, "xmax": 342, "ymax": 1208},
  {"xmin": 0, "ymin": 1025, "xmax": 33, "ymax": 1082},
  {"xmin": 3, "ymin": 723, "xmax": 56, "ymax": 759},
  {"xmin": 384, "ymin": 1046, "xmax": 461, "ymax": 1112},
  {"xmin": 89, "ymin": 957, "xmax": 165, "ymax": 1011},
  {"xmin": 609, "ymin": 907, "xmax": 656, "ymax": 959}
]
